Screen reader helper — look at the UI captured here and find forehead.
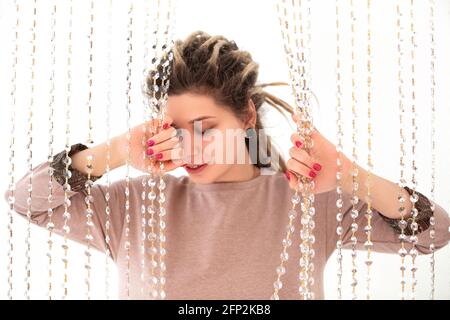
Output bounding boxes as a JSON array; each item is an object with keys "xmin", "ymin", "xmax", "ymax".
[{"xmin": 166, "ymin": 93, "xmax": 233, "ymax": 122}]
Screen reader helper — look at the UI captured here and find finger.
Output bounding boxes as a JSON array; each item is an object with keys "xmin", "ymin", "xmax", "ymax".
[
  {"xmin": 146, "ymin": 126, "xmax": 178, "ymax": 147},
  {"xmin": 150, "ymin": 147, "xmax": 184, "ymax": 162},
  {"xmin": 290, "ymin": 132, "xmax": 304, "ymax": 148},
  {"xmin": 285, "ymin": 169, "xmax": 307, "ymax": 192},
  {"xmin": 287, "ymin": 157, "xmax": 317, "ymax": 179},
  {"xmin": 147, "ymin": 135, "xmax": 181, "ymax": 155},
  {"xmin": 291, "ymin": 112, "xmax": 299, "ymax": 123},
  {"xmin": 288, "ymin": 147, "xmax": 315, "ymax": 170},
  {"xmin": 143, "ymin": 115, "xmax": 174, "ymax": 135},
  {"xmin": 149, "ymin": 158, "xmax": 183, "ymax": 174}
]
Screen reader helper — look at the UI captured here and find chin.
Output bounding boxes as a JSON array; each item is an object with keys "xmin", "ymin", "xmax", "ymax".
[{"xmin": 185, "ymin": 164, "xmax": 227, "ymax": 184}]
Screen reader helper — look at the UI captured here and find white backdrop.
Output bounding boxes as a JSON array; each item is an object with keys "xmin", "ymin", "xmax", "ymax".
[{"xmin": 0, "ymin": 0, "xmax": 449, "ymax": 299}]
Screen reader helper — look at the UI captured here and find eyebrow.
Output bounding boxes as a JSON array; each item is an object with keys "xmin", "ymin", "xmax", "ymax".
[
  {"xmin": 188, "ymin": 116, "xmax": 216, "ymax": 124},
  {"xmin": 172, "ymin": 116, "xmax": 216, "ymax": 128}
]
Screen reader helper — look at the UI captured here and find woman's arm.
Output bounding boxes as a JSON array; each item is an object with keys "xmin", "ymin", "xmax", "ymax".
[
  {"xmin": 4, "ymin": 149, "xmax": 126, "ymax": 261},
  {"xmin": 341, "ymin": 162, "xmax": 413, "ymax": 220},
  {"xmin": 324, "ymin": 160, "xmax": 450, "ymax": 258}
]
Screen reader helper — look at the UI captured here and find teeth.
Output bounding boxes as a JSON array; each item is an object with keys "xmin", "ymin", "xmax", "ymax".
[{"xmin": 188, "ymin": 165, "xmax": 200, "ymax": 169}]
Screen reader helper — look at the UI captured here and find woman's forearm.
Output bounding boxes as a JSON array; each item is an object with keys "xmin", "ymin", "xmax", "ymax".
[
  {"xmin": 341, "ymin": 159, "xmax": 413, "ymax": 220},
  {"xmin": 71, "ymin": 134, "xmax": 126, "ymax": 176}
]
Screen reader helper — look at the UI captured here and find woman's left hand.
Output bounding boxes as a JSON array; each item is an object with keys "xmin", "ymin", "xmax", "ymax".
[{"xmin": 286, "ymin": 113, "xmax": 352, "ymax": 194}]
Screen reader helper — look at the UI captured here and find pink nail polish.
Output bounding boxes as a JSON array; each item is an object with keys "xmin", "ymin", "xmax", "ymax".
[
  {"xmin": 147, "ymin": 139, "xmax": 155, "ymax": 147},
  {"xmin": 313, "ymin": 163, "xmax": 322, "ymax": 171},
  {"xmin": 308, "ymin": 170, "xmax": 316, "ymax": 178},
  {"xmin": 156, "ymin": 152, "xmax": 163, "ymax": 160},
  {"xmin": 146, "ymin": 148, "xmax": 154, "ymax": 156},
  {"xmin": 162, "ymin": 123, "xmax": 170, "ymax": 130},
  {"xmin": 285, "ymin": 171, "xmax": 290, "ymax": 181},
  {"xmin": 295, "ymin": 140, "xmax": 303, "ymax": 148}
]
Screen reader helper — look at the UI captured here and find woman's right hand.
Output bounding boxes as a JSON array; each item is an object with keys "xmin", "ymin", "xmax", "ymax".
[{"xmin": 115, "ymin": 115, "xmax": 185, "ymax": 174}]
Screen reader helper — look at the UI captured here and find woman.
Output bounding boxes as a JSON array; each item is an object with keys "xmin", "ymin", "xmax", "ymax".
[{"xmin": 7, "ymin": 30, "xmax": 450, "ymax": 299}]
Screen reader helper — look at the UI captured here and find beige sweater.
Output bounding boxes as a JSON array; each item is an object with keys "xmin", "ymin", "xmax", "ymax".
[{"xmin": 6, "ymin": 161, "xmax": 450, "ymax": 299}]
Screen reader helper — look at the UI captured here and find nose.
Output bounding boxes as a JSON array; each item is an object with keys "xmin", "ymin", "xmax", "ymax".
[{"xmin": 177, "ymin": 134, "xmax": 202, "ymax": 165}]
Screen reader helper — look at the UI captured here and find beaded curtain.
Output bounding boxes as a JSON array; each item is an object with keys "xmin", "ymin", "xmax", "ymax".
[{"xmin": 0, "ymin": 0, "xmax": 449, "ymax": 300}]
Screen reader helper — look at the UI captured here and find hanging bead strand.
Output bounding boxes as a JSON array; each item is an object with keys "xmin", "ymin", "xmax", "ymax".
[
  {"xmin": 349, "ymin": 0, "xmax": 360, "ymax": 300},
  {"xmin": 364, "ymin": 0, "xmax": 374, "ymax": 300},
  {"xmin": 155, "ymin": 0, "xmax": 176, "ymax": 300},
  {"xmin": 395, "ymin": 0, "xmax": 408, "ymax": 300},
  {"xmin": 124, "ymin": 1, "xmax": 134, "ymax": 299},
  {"xmin": 272, "ymin": 0, "xmax": 315, "ymax": 300},
  {"xmin": 84, "ymin": 0, "xmax": 95, "ymax": 300},
  {"xmin": 147, "ymin": 0, "xmax": 162, "ymax": 299},
  {"xmin": 104, "ymin": 0, "xmax": 113, "ymax": 300},
  {"xmin": 428, "ymin": 0, "xmax": 436, "ymax": 300},
  {"xmin": 61, "ymin": 0, "xmax": 73, "ymax": 300},
  {"xmin": 140, "ymin": 0, "xmax": 151, "ymax": 298},
  {"xmin": 25, "ymin": 0, "xmax": 38, "ymax": 300},
  {"xmin": 295, "ymin": 0, "xmax": 316, "ymax": 300},
  {"xmin": 46, "ymin": 1, "xmax": 57, "ymax": 301},
  {"xmin": 407, "ymin": 0, "xmax": 420, "ymax": 300},
  {"xmin": 271, "ymin": 0, "xmax": 300, "ymax": 300},
  {"xmin": 7, "ymin": 0, "xmax": 21, "ymax": 301},
  {"xmin": 334, "ymin": 0, "xmax": 345, "ymax": 300}
]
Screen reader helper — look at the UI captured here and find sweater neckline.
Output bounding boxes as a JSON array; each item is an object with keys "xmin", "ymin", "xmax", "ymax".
[{"xmin": 183, "ymin": 168, "xmax": 282, "ymax": 191}]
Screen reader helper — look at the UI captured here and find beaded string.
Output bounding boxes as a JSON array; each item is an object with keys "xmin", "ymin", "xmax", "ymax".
[
  {"xmin": 7, "ymin": 0, "xmax": 20, "ymax": 301},
  {"xmin": 25, "ymin": 0, "xmax": 38, "ymax": 300},
  {"xmin": 303, "ymin": 1, "xmax": 316, "ymax": 296},
  {"xmin": 147, "ymin": 0, "xmax": 162, "ymax": 299},
  {"xmin": 349, "ymin": 0, "xmax": 360, "ymax": 300},
  {"xmin": 61, "ymin": 0, "xmax": 74, "ymax": 300},
  {"xmin": 155, "ymin": 0, "xmax": 176, "ymax": 300},
  {"xmin": 295, "ymin": 0, "xmax": 316, "ymax": 300},
  {"xmin": 407, "ymin": 0, "xmax": 420, "ymax": 300},
  {"xmin": 364, "ymin": 0, "xmax": 374, "ymax": 300},
  {"xmin": 46, "ymin": 0, "xmax": 57, "ymax": 301},
  {"xmin": 395, "ymin": 0, "xmax": 408, "ymax": 300},
  {"xmin": 271, "ymin": 0, "xmax": 300, "ymax": 300},
  {"xmin": 140, "ymin": 0, "xmax": 151, "ymax": 298},
  {"xmin": 124, "ymin": 1, "xmax": 134, "ymax": 299},
  {"xmin": 273, "ymin": 0, "xmax": 315, "ymax": 300},
  {"xmin": 334, "ymin": 0, "xmax": 344, "ymax": 300},
  {"xmin": 104, "ymin": 0, "xmax": 113, "ymax": 300},
  {"xmin": 428, "ymin": 0, "xmax": 436, "ymax": 301},
  {"xmin": 84, "ymin": 0, "xmax": 95, "ymax": 300}
]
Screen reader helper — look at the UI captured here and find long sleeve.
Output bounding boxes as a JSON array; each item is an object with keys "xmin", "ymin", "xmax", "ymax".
[
  {"xmin": 4, "ymin": 160, "xmax": 126, "ymax": 262},
  {"xmin": 325, "ymin": 188, "xmax": 450, "ymax": 259}
]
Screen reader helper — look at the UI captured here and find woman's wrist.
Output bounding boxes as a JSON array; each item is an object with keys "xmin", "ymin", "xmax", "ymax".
[
  {"xmin": 111, "ymin": 133, "xmax": 127, "ymax": 169},
  {"xmin": 70, "ymin": 135, "xmax": 126, "ymax": 177}
]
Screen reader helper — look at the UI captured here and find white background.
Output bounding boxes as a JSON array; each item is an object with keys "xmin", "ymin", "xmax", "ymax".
[{"xmin": 0, "ymin": 0, "xmax": 449, "ymax": 299}]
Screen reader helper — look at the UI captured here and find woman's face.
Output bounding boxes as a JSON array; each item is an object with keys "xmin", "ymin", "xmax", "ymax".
[{"xmin": 166, "ymin": 92, "xmax": 254, "ymax": 184}]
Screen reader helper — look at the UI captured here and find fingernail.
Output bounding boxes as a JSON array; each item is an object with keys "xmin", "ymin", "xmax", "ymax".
[
  {"xmin": 285, "ymin": 171, "xmax": 290, "ymax": 181},
  {"xmin": 313, "ymin": 163, "xmax": 322, "ymax": 171},
  {"xmin": 156, "ymin": 152, "xmax": 163, "ymax": 160},
  {"xmin": 162, "ymin": 123, "xmax": 170, "ymax": 130},
  {"xmin": 295, "ymin": 140, "xmax": 303, "ymax": 148},
  {"xmin": 146, "ymin": 148, "xmax": 154, "ymax": 156},
  {"xmin": 308, "ymin": 170, "xmax": 316, "ymax": 178},
  {"xmin": 147, "ymin": 139, "xmax": 155, "ymax": 147}
]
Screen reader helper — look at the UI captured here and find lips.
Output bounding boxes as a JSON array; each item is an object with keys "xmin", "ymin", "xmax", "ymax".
[{"xmin": 183, "ymin": 163, "xmax": 207, "ymax": 173}]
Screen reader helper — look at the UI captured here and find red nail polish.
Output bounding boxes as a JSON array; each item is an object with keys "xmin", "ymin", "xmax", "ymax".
[
  {"xmin": 295, "ymin": 140, "xmax": 303, "ymax": 148},
  {"xmin": 147, "ymin": 139, "xmax": 155, "ymax": 147},
  {"xmin": 146, "ymin": 148, "xmax": 154, "ymax": 156},
  {"xmin": 313, "ymin": 163, "xmax": 322, "ymax": 171},
  {"xmin": 156, "ymin": 152, "xmax": 163, "ymax": 160},
  {"xmin": 162, "ymin": 123, "xmax": 170, "ymax": 130},
  {"xmin": 308, "ymin": 170, "xmax": 316, "ymax": 178},
  {"xmin": 285, "ymin": 171, "xmax": 290, "ymax": 181}
]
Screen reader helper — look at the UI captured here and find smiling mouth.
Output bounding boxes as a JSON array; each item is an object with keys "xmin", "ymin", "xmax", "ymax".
[{"xmin": 183, "ymin": 164, "xmax": 206, "ymax": 169}]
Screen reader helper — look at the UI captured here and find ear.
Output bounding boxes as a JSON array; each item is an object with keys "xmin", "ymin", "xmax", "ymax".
[{"xmin": 245, "ymin": 98, "xmax": 257, "ymax": 128}]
